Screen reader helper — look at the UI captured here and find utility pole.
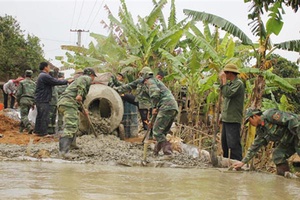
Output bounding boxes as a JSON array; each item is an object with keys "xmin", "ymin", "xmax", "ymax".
[{"xmin": 70, "ymin": 29, "xmax": 89, "ymax": 47}]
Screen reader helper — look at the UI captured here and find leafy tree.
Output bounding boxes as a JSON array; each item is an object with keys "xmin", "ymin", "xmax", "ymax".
[{"xmin": 0, "ymin": 15, "xmax": 45, "ymax": 81}]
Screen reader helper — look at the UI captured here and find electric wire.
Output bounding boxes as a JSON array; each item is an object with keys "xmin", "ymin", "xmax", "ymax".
[{"xmin": 75, "ymin": 0, "xmax": 85, "ymax": 29}]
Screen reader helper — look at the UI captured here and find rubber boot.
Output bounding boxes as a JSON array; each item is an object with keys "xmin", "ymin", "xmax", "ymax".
[
  {"xmin": 19, "ymin": 122, "xmax": 24, "ymax": 133},
  {"xmin": 276, "ymin": 163, "xmax": 290, "ymax": 176},
  {"xmin": 153, "ymin": 142, "xmax": 163, "ymax": 156},
  {"xmin": 70, "ymin": 134, "xmax": 80, "ymax": 150},
  {"xmin": 27, "ymin": 124, "xmax": 34, "ymax": 134},
  {"xmin": 59, "ymin": 137, "xmax": 72, "ymax": 158},
  {"xmin": 162, "ymin": 141, "xmax": 173, "ymax": 155}
]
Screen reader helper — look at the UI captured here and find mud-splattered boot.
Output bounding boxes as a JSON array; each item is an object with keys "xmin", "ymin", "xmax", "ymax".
[
  {"xmin": 162, "ymin": 141, "xmax": 173, "ymax": 155},
  {"xmin": 70, "ymin": 134, "xmax": 80, "ymax": 150},
  {"xmin": 27, "ymin": 124, "xmax": 34, "ymax": 134},
  {"xmin": 59, "ymin": 137, "xmax": 73, "ymax": 159},
  {"xmin": 153, "ymin": 142, "xmax": 163, "ymax": 156},
  {"xmin": 19, "ymin": 122, "xmax": 24, "ymax": 133},
  {"xmin": 276, "ymin": 163, "xmax": 290, "ymax": 176}
]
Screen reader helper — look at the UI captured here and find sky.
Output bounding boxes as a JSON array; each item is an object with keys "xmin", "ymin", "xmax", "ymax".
[{"xmin": 1, "ymin": 0, "xmax": 300, "ymax": 68}]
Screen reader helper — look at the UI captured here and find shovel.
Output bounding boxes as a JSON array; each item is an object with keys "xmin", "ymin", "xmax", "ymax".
[{"xmin": 79, "ymin": 102, "xmax": 98, "ymax": 138}]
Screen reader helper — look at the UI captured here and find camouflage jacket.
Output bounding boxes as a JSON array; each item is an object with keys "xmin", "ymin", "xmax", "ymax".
[
  {"xmin": 108, "ymin": 75, "xmax": 123, "ymax": 87},
  {"xmin": 56, "ymin": 84, "xmax": 68, "ymax": 98},
  {"xmin": 242, "ymin": 109, "xmax": 300, "ymax": 163},
  {"xmin": 220, "ymin": 77, "xmax": 245, "ymax": 124},
  {"xmin": 49, "ymin": 86, "xmax": 58, "ymax": 106},
  {"xmin": 144, "ymin": 77, "xmax": 178, "ymax": 112},
  {"xmin": 16, "ymin": 78, "xmax": 36, "ymax": 105},
  {"xmin": 117, "ymin": 77, "xmax": 152, "ymax": 109},
  {"xmin": 57, "ymin": 75, "xmax": 92, "ymax": 109}
]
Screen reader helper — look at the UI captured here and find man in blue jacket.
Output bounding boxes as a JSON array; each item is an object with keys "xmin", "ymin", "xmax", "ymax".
[{"xmin": 34, "ymin": 62, "xmax": 73, "ymax": 137}]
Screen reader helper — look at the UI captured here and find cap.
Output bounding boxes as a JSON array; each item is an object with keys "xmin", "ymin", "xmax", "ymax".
[
  {"xmin": 83, "ymin": 67, "xmax": 97, "ymax": 77},
  {"xmin": 244, "ymin": 108, "xmax": 262, "ymax": 123},
  {"xmin": 25, "ymin": 70, "xmax": 33, "ymax": 76},
  {"xmin": 157, "ymin": 71, "xmax": 165, "ymax": 78},
  {"xmin": 223, "ymin": 64, "xmax": 240, "ymax": 74}
]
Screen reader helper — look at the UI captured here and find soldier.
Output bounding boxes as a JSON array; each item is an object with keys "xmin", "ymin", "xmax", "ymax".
[
  {"xmin": 15, "ymin": 70, "xmax": 36, "ymax": 133},
  {"xmin": 141, "ymin": 67, "xmax": 178, "ymax": 156},
  {"xmin": 108, "ymin": 72, "xmax": 125, "ymax": 87},
  {"xmin": 48, "ymin": 71, "xmax": 59, "ymax": 135},
  {"xmin": 56, "ymin": 72, "xmax": 68, "ymax": 132},
  {"xmin": 233, "ymin": 108, "xmax": 300, "ymax": 176},
  {"xmin": 57, "ymin": 67, "xmax": 97, "ymax": 158},
  {"xmin": 115, "ymin": 68, "xmax": 153, "ymax": 131}
]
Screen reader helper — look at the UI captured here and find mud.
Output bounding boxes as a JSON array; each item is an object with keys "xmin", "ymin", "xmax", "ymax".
[{"xmin": 0, "ymin": 112, "xmax": 211, "ymax": 168}]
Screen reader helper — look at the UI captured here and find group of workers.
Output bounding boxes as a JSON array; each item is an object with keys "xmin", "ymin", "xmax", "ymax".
[{"xmin": 2, "ymin": 62, "xmax": 300, "ymax": 177}]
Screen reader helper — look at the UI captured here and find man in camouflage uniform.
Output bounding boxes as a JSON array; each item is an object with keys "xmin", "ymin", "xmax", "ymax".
[
  {"xmin": 56, "ymin": 72, "xmax": 68, "ymax": 131},
  {"xmin": 233, "ymin": 108, "xmax": 300, "ymax": 176},
  {"xmin": 115, "ymin": 68, "xmax": 153, "ymax": 131},
  {"xmin": 143, "ymin": 67, "xmax": 178, "ymax": 156},
  {"xmin": 57, "ymin": 67, "xmax": 96, "ymax": 158},
  {"xmin": 16, "ymin": 70, "xmax": 36, "ymax": 133},
  {"xmin": 108, "ymin": 72, "xmax": 125, "ymax": 88},
  {"xmin": 47, "ymin": 71, "xmax": 59, "ymax": 134}
]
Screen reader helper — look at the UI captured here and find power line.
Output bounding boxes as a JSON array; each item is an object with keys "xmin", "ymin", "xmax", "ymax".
[
  {"xmin": 75, "ymin": 0, "xmax": 85, "ymax": 28},
  {"xmin": 88, "ymin": 0, "xmax": 105, "ymax": 30},
  {"xmin": 70, "ymin": 0, "xmax": 78, "ymax": 42},
  {"xmin": 84, "ymin": 0, "xmax": 98, "ymax": 30}
]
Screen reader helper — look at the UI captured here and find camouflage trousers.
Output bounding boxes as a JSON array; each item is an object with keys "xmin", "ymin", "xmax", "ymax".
[
  {"xmin": 19, "ymin": 103, "xmax": 32, "ymax": 129},
  {"xmin": 272, "ymin": 137, "xmax": 300, "ymax": 165},
  {"xmin": 47, "ymin": 105, "xmax": 57, "ymax": 134},
  {"xmin": 153, "ymin": 109, "xmax": 178, "ymax": 143},
  {"xmin": 58, "ymin": 105, "xmax": 79, "ymax": 138}
]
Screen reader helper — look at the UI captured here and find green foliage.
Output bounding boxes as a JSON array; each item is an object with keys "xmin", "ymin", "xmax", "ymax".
[{"xmin": 0, "ymin": 15, "xmax": 44, "ymax": 80}]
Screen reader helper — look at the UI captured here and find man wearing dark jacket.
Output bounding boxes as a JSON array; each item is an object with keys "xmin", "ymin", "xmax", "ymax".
[{"xmin": 34, "ymin": 62, "xmax": 73, "ymax": 137}]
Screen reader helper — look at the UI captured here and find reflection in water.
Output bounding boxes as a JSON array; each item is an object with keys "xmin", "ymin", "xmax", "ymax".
[{"xmin": 0, "ymin": 161, "xmax": 299, "ymax": 199}]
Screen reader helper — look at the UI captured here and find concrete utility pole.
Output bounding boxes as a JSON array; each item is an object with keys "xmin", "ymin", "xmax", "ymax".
[{"xmin": 70, "ymin": 29, "xmax": 89, "ymax": 47}]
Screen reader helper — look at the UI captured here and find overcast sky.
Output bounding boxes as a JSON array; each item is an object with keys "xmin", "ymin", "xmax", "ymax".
[{"xmin": 1, "ymin": 0, "xmax": 300, "ymax": 67}]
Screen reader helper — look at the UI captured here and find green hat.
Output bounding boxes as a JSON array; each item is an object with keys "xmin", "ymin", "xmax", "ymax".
[
  {"xmin": 244, "ymin": 108, "xmax": 262, "ymax": 123},
  {"xmin": 83, "ymin": 67, "xmax": 97, "ymax": 77},
  {"xmin": 25, "ymin": 70, "xmax": 33, "ymax": 76},
  {"xmin": 223, "ymin": 64, "xmax": 240, "ymax": 74},
  {"xmin": 139, "ymin": 66, "xmax": 153, "ymax": 78}
]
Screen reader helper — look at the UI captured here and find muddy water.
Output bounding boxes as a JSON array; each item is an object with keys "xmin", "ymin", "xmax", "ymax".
[{"xmin": 0, "ymin": 161, "xmax": 299, "ymax": 200}]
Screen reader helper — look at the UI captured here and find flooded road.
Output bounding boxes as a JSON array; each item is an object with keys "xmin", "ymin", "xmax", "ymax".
[{"xmin": 0, "ymin": 161, "xmax": 299, "ymax": 199}]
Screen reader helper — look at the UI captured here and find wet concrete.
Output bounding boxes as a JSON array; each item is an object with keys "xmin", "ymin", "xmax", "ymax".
[{"xmin": 0, "ymin": 161, "xmax": 299, "ymax": 199}]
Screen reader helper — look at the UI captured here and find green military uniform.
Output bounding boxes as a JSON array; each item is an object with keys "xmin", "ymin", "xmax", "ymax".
[
  {"xmin": 243, "ymin": 109, "xmax": 300, "ymax": 167},
  {"xmin": 58, "ymin": 67, "xmax": 96, "ymax": 158},
  {"xmin": 16, "ymin": 70, "xmax": 36, "ymax": 133},
  {"xmin": 145, "ymin": 76, "xmax": 178, "ymax": 143},
  {"xmin": 57, "ymin": 75, "xmax": 92, "ymax": 138},
  {"xmin": 108, "ymin": 73, "xmax": 124, "ymax": 87},
  {"xmin": 56, "ymin": 77, "xmax": 68, "ymax": 131},
  {"xmin": 47, "ymin": 86, "xmax": 58, "ymax": 134},
  {"xmin": 116, "ymin": 75, "xmax": 152, "ymax": 131}
]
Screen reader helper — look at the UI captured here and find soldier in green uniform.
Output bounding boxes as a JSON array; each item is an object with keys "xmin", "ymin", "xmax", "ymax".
[
  {"xmin": 56, "ymin": 72, "xmax": 68, "ymax": 132},
  {"xmin": 108, "ymin": 72, "xmax": 125, "ymax": 87},
  {"xmin": 115, "ymin": 68, "xmax": 153, "ymax": 131},
  {"xmin": 233, "ymin": 108, "xmax": 300, "ymax": 176},
  {"xmin": 48, "ymin": 71, "xmax": 59, "ymax": 134},
  {"xmin": 57, "ymin": 67, "xmax": 97, "ymax": 158},
  {"xmin": 16, "ymin": 70, "xmax": 36, "ymax": 133},
  {"xmin": 143, "ymin": 67, "xmax": 178, "ymax": 156}
]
